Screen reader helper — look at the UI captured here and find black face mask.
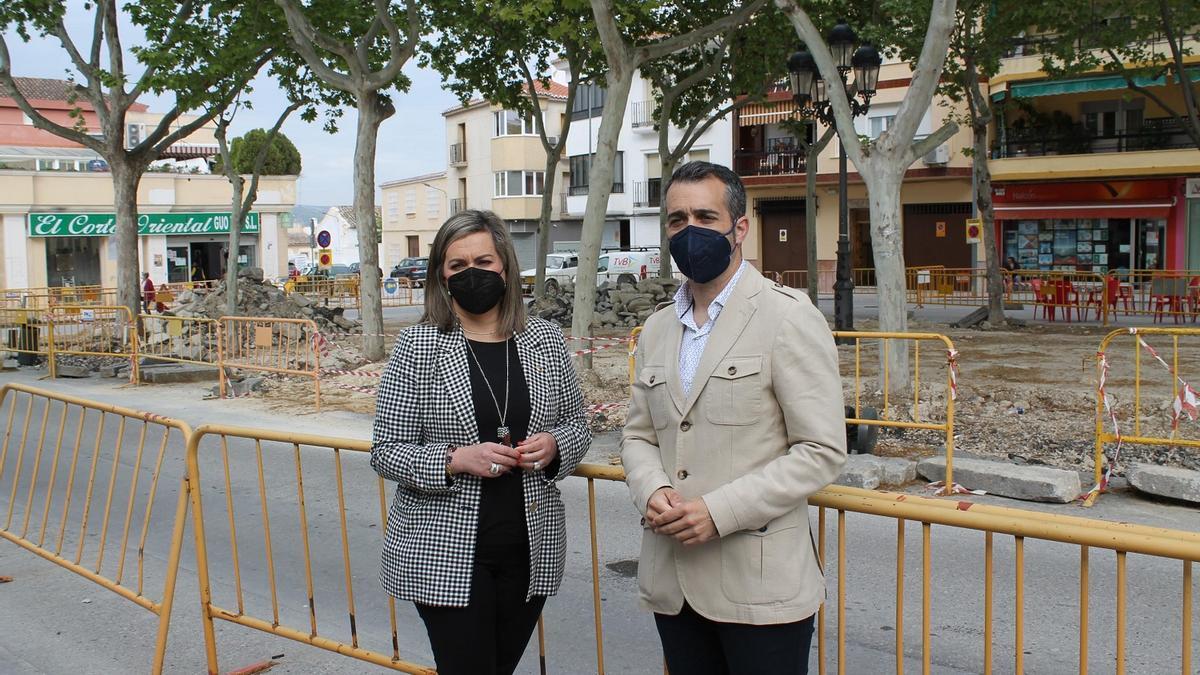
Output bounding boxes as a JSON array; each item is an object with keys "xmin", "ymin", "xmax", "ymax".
[
  {"xmin": 669, "ymin": 224, "xmax": 737, "ymax": 284},
  {"xmin": 447, "ymin": 266, "xmax": 507, "ymax": 315}
]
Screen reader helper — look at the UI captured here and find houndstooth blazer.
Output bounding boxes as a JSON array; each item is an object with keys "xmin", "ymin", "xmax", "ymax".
[{"xmin": 370, "ymin": 317, "xmax": 590, "ymax": 607}]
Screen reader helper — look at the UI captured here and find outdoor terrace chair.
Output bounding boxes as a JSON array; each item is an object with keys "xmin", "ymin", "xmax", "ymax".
[{"xmin": 1150, "ymin": 276, "xmax": 1188, "ymax": 324}]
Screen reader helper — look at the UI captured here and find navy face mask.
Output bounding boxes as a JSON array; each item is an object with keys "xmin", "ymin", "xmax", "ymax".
[{"xmin": 669, "ymin": 224, "xmax": 737, "ymax": 284}]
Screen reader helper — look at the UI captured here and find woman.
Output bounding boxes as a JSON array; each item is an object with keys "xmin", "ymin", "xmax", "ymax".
[
  {"xmin": 1004, "ymin": 256, "xmax": 1019, "ymax": 291},
  {"xmin": 371, "ymin": 209, "xmax": 590, "ymax": 675}
]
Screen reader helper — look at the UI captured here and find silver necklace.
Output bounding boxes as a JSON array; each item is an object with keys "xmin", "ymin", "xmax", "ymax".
[{"xmin": 463, "ymin": 334, "xmax": 511, "ymax": 445}]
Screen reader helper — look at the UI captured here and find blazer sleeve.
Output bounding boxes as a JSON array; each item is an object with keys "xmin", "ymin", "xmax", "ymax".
[
  {"xmin": 542, "ymin": 324, "xmax": 590, "ymax": 483},
  {"xmin": 370, "ymin": 329, "xmax": 459, "ymax": 495},
  {"xmin": 619, "ymin": 336, "xmax": 673, "ymax": 516},
  {"xmin": 702, "ymin": 300, "xmax": 847, "ymax": 535}
]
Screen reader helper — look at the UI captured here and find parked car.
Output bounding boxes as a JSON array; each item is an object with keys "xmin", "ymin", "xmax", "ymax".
[
  {"xmin": 390, "ymin": 257, "xmax": 428, "ymax": 286},
  {"xmin": 520, "ymin": 253, "xmax": 578, "ymax": 295},
  {"xmin": 300, "ymin": 263, "xmax": 353, "ymax": 280},
  {"xmin": 349, "ymin": 262, "xmax": 384, "ymax": 277}
]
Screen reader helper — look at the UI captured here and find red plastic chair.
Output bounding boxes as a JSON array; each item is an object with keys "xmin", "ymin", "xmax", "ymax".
[
  {"xmin": 1106, "ymin": 275, "xmax": 1133, "ymax": 318},
  {"xmin": 1189, "ymin": 277, "xmax": 1200, "ymax": 323},
  {"xmin": 1031, "ymin": 278, "xmax": 1056, "ymax": 321}
]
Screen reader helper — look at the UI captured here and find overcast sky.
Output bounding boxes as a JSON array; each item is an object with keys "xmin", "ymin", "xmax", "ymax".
[{"xmin": 3, "ymin": 9, "xmax": 460, "ymax": 207}]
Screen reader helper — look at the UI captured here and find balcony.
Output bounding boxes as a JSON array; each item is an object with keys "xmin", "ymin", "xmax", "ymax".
[
  {"xmin": 630, "ymin": 101, "xmax": 655, "ymax": 129},
  {"xmin": 992, "ymin": 117, "xmax": 1194, "ymax": 159},
  {"xmin": 449, "ymin": 198, "xmax": 465, "ymax": 214},
  {"xmin": 568, "ymin": 183, "xmax": 625, "ymax": 196},
  {"xmin": 734, "ymin": 149, "xmax": 808, "ymax": 177},
  {"xmin": 633, "ymin": 179, "xmax": 662, "ymax": 208},
  {"xmin": 448, "ymin": 143, "xmax": 466, "ymax": 166}
]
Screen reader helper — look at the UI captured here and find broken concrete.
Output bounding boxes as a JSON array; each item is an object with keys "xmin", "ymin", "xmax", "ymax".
[
  {"xmin": 138, "ymin": 364, "xmax": 220, "ymax": 384},
  {"xmin": 917, "ymin": 456, "xmax": 1081, "ymax": 503},
  {"xmin": 56, "ymin": 365, "xmax": 91, "ymax": 378},
  {"xmin": 835, "ymin": 454, "xmax": 918, "ymax": 490},
  {"xmin": 1127, "ymin": 463, "xmax": 1200, "ymax": 504}
]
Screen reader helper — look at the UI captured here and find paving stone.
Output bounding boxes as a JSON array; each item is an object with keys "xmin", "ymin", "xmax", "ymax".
[
  {"xmin": 56, "ymin": 365, "xmax": 91, "ymax": 378},
  {"xmin": 917, "ymin": 456, "xmax": 1081, "ymax": 503},
  {"xmin": 138, "ymin": 364, "xmax": 220, "ymax": 384},
  {"xmin": 1127, "ymin": 463, "xmax": 1200, "ymax": 504},
  {"xmin": 873, "ymin": 456, "xmax": 918, "ymax": 485},
  {"xmin": 835, "ymin": 455, "xmax": 881, "ymax": 490}
]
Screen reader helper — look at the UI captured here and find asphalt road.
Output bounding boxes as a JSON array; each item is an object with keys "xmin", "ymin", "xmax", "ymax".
[{"xmin": 1, "ymin": 364, "xmax": 1198, "ymax": 673}]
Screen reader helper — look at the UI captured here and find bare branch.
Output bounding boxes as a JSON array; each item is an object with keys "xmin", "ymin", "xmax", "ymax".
[
  {"xmin": 884, "ymin": 0, "xmax": 956, "ymax": 152},
  {"xmin": 362, "ymin": 0, "xmax": 421, "ymax": 90},
  {"xmin": 357, "ymin": 13, "xmax": 385, "ymax": 67},
  {"xmin": 51, "ymin": 17, "xmax": 97, "ymax": 84},
  {"xmin": 50, "ymin": 15, "xmax": 107, "ymax": 127},
  {"xmin": 907, "ymin": 120, "xmax": 959, "ymax": 165},
  {"xmin": 244, "ymin": 100, "xmax": 304, "ymax": 211},
  {"xmin": 99, "ymin": 0, "xmax": 128, "ymax": 107},
  {"xmin": 274, "ymin": 0, "xmax": 358, "ymax": 89},
  {"xmin": 590, "ymin": 0, "xmax": 633, "ymax": 77},
  {"xmin": 638, "ymin": 0, "xmax": 767, "ymax": 64}
]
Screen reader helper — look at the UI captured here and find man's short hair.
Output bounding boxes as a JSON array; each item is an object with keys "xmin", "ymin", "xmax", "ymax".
[{"xmin": 664, "ymin": 161, "xmax": 747, "ymax": 222}]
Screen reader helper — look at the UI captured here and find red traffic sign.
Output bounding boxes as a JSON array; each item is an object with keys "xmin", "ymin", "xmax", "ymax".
[
  {"xmin": 317, "ymin": 248, "xmax": 333, "ymax": 268},
  {"xmin": 965, "ymin": 218, "xmax": 982, "ymax": 243},
  {"xmin": 316, "ymin": 229, "xmax": 331, "ymax": 248}
]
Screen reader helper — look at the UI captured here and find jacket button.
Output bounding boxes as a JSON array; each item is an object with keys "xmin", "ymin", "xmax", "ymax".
[
  {"xmin": 758, "ymin": 525, "xmax": 768, "ymax": 533},
  {"xmin": 727, "ymin": 366, "xmax": 737, "ymax": 375},
  {"xmin": 649, "ymin": 375, "xmax": 655, "ymax": 383},
  {"xmin": 677, "ymin": 469, "xmax": 689, "ymax": 480},
  {"xmin": 680, "ymin": 421, "xmax": 692, "ymax": 431},
  {"xmin": 640, "ymin": 516, "xmax": 646, "ymax": 527}
]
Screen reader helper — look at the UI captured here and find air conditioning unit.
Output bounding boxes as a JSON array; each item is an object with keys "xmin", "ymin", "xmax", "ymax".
[
  {"xmin": 545, "ymin": 136, "xmax": 558, "ymax": 146},
  {"xmin": 923, "ymin": 143, "xmax": 950, "ymax": 166}
]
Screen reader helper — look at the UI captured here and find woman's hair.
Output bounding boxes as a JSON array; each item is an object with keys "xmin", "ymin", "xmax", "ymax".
[{"xmin": 421, "ymin": 209, "xmax": 527, "ymax": 335}]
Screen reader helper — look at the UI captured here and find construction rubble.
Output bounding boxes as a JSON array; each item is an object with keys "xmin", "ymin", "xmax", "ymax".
[{"xmin": 528, "ymin": 277, "xmax": 679, "ymax": 329}]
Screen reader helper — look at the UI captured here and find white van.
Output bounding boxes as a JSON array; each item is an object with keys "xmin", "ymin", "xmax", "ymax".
[
  {"xmin": 597, "ymin": 249, "xmax": 661, "ymax": 286},
  {"xmin": 520, "ymin": 253, "xmax": 578, "ymax": 295}
]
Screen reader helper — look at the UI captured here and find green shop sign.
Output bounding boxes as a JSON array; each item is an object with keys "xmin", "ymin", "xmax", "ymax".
[{"xmin": 28, "ymin": 212, "xmax": 261, "ymax": 237}]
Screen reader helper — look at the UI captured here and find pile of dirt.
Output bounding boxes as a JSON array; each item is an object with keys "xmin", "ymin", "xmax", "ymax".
[
  {"xmin": 168, "ymin": 267, "xmax": 362, "ymax": 334},
  {"xmin": 530, "ymin": 277, "xmax": 679, "ymax": 329}
]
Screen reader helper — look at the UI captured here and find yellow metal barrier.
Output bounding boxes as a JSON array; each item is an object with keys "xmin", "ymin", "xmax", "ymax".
[
  {"xmin": 219, "ymin": 316, "xmax": 321, "ymax": 411},
  {"xmin": 380, "ymin": 277, "xmax": 423, "ymax": 308},
  {"xmin": 1103, "ymin": 269, "xmax": 1200, "ymax": 325},
  {"xmin": 0, "ymin": 307, "xmax": 50, "ymax": 361},
  {"xmin": 831, "ymin": 331, "xmax": 958, "ymax": 492},
  {"xmin": 776, "ymin": 268, "xmax": 883, "ymax": 295},
  {"xmin": 0, "ymin": 383, "xmax": 193, "ymax": 674},
  {"xmin": 184, "ymin": 425, "xmax": 437, "ymax": 674},
  {"xmin": 1091, "ymin": 327, "xmax": 1200, "ymax": 505},
  {"xmin": 46, "ymin": 305, "xmax": 138, "ymax": 382},
  {"xmin": 289, "ymin": 276, "xmax": 361, "ymax": 310},
  {"xmin": 138, "ymin": 314, "xmax": 221, "ymax": 375}
]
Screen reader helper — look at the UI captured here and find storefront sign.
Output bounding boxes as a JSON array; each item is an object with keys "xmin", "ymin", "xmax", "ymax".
[
  {"xmin": 1186, "ymin": 178, "xmax": 1200, "ymax": 199},
  {"xmin": 27, "ymin": 212, "xmax": 261, "ymax": 237}
]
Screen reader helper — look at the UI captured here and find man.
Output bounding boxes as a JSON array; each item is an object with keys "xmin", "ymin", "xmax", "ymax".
[
  {"xmin": 141, "ymin": 273, "xmax": 155, "ymax": 314},
  {"xmin": 621, "ymin": 161, "xmax": 847, "ymax": 674}
]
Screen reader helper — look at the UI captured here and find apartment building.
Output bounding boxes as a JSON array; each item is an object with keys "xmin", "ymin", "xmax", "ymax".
[
  {"xmin": 733, "ymin": 58, "xmax": 975, "ymax": 281},
  {"xmin": 987, "ymin": 35, "xmax": 1200, "ymax": 272},
  {"xmin": 379, "ymin": 171, "xmax": 446, "ymax": 267},
  {"xmin": 0, "ymin": 77, "xmax": 296, "ymax": 289},
  {"xmin": 562, "ymin": 73, "xmax": 733, "ymax": 253},
  {"xmin": 440, "ymin": 84, "xmax": 571, "ymax": 269}
]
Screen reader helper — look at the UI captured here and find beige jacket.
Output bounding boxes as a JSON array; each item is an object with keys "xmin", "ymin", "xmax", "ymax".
[{"xmin": 621, "ymin": 265, "xmax": 847, "ymax": 625}]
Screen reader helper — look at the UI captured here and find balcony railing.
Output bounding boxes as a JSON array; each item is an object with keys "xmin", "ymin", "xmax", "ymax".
[
  {"xmin": 448, "ymin": 143, "xmax": 466, "ymax": 165},
  {"xmin": 992, "ymin": 118, "xmax": 1194, "ymax": 159},
  {"xmin": 630, "ymin": 101, "xmax": 655, "ymax": 129},
  {"xmin": 449, "ymin": 198, "xmax": 465, "ymax": 214},
  {"xmin": 633, "ymin": 179, "xmax": 662, "ymax": 208},
  {"xmin": 568, "ymin": 182, "xmax": 625, "ymax": 196},
  {"xmin": 734, "ymin": 150, "xmax": 808, "ymax": 177}
]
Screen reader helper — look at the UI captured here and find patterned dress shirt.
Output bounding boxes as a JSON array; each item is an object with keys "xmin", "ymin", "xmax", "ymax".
[{"xmin": 674, "ymin": 261, "xmax": 748, "ymax": 396}]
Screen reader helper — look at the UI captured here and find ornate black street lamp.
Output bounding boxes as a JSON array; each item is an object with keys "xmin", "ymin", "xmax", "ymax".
[{"xmin": 788, "ymin": 21, "xmax": 881, "ymax": 333}]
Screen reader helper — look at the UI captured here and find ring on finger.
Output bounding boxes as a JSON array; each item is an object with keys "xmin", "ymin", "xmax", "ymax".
[
  {"xmin": 533, "ymin": 460, "xmax": 542, "ymax": 470},
  {"xmin": 488, "ymin": 462, "xmax": 501, "ymax": 476}
]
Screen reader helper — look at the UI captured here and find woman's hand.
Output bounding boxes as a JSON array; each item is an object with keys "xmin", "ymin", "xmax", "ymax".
[
  {"xmin": 516, "ymin": 432, "xmax": 558, "ymax": 473},
  {"xmin": 449, "ymin": 442, "xmax": 522, "ymax": 478}
]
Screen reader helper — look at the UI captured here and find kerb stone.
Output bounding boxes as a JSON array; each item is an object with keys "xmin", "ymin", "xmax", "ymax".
[
  {"xmin": 1127, "ymin": 463, "xmax": 1200, "ymax": 504},
  {"xmin": 917, "ymin": 456, "xmax": 1081, "ymax": 503}
]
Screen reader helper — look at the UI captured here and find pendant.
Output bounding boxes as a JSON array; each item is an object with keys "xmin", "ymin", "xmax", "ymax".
[{"xmin": 497, "ymin": 426, "xmax": 511, "ymax": 446}]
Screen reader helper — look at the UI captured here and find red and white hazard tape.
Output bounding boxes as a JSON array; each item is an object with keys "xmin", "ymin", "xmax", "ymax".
[
  {"xmin": 1082, "ymin": 349, "xmax": 1124, "ymax": 502},
  {"xmin": 328, "ymin": 382, "xmax": 380, "ymax": 396},
  {"xmin": 946, "ymin": 348, "xmax": 959, "ymax": 401},
  {"xmin": 1129, "ymin": 328, "xmax": 1199, "ymax": 430},
  {"xmin": 321, "ymin": 368, "xmax": 384, "ymax": 378},
  {"xmin": 573, "ymin": 342, "xmax": 623, "ymax": 357},
  {"xmin": 926, "ymin": 481, "xmax": 986, "ymax": 496},
  {"xmin": 586, "ymin": 402, "xmax": 626, "ymax": 414}
]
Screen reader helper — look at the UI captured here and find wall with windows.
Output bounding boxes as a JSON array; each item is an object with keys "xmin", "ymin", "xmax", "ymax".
[{"xmin": 379, "ymin": 172, "xmax": 445, "ymax": 269}]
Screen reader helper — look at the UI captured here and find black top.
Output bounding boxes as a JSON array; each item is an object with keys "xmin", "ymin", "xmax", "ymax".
[{"xmin": 465, "ymin": 338, "xmax": 531, "ymax": 563}]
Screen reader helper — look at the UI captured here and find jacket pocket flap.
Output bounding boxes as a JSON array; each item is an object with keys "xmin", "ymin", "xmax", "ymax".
[
  {"xmin": 711, "ymin": 356, "xmax": 763, "ymax": 381},
  {"xmin": 638, "ymin": 366, "xmax": 667, "ymax": 387}
]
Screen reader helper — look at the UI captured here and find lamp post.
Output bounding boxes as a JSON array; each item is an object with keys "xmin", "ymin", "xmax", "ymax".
[{"xmin": 787, "ymin": 21, "xmax": 881, "ymax": 334}]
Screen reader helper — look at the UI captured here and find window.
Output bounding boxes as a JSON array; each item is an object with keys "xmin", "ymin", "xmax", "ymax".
[
  {"xmin": 404, "ymin": 190, "xmax": 416, "ymax": 214},
  {"xmin": 571, "ymin": 83, "xmax": 607, "ymax": 120},
  {"xmin": 568, "ymin": 152, "xmax": 624, "ymax": 195},
  {"xmin": 387, "ymin": 192, "xmax": 400, "ymax": 218},
  {"xmin": 869, "ymin": 115, "xmax": 896, "ymax": 139},
  {"xmin": 494, "ymin": 170, "xmax": 545, "ymax": 197},
  {"xmin": 493, "ymin": 110, "xmax": 535, "ymax": 136},
  {"xmin": 425, "ymin": 188, "xmax": 441, "ymax": 216}
]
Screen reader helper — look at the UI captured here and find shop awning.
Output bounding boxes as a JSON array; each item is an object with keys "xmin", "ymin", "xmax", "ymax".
[
  {"xmin": 993, "ymin": 201, "xmax": 1174, "ymax": 220},
  {"xmin": 993, "ymin": 68, "xmax": 1200, "ymax": 101},
  {"xmin": 159, "ymin": 143, "xmax": 219, "ymax": 160},
  {"xmin": 738, "ymin": 102, "xmax": 801, "ymax": 125}
]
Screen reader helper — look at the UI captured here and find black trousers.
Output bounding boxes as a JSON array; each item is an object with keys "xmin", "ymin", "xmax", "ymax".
[
  {"xmin": 655, "ymin": 603, "xmax": 816, "ymax": 675},
  {"xmin": 415, "ymin": 558, "xmax": 546, "ymax": 675}
]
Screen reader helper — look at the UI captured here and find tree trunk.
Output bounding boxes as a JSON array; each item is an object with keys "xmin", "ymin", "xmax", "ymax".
[
  {"xmin": 534, "ymin": 142, "xmax": 564, "ymax": 301},
  {"xmin": 974, "ymin": 120, "xmax": 1005, "ymax": 324},
  {"xmin": 805, "ymin": 150, "xmax": 819, "ymax": 303},
  {"xmin": 658, "ymin": 154, "xmax": 680, "ymax": 279},
  {"xmin": 355, "ymin": 90, "xmax": 391, "ymax": 361},
  {"xmin": 225, "ymin": 172, "xmax": 246, "ymax": 317},
  {"xmin": 571, "ymin": 67, "xmax": 635, "ymax": 344},
  {"xmin": 111, "ymin": 160, "xmax": 142, "ymax": 325},
  {"xmin": 867, "ymin": 165, "xmax": 911, "ymax": 395}
]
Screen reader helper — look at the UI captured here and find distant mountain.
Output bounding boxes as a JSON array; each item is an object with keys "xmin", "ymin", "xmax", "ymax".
[{"xmin": 290, "ymin": 205, "xmax": 330, "ymax": 229}]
